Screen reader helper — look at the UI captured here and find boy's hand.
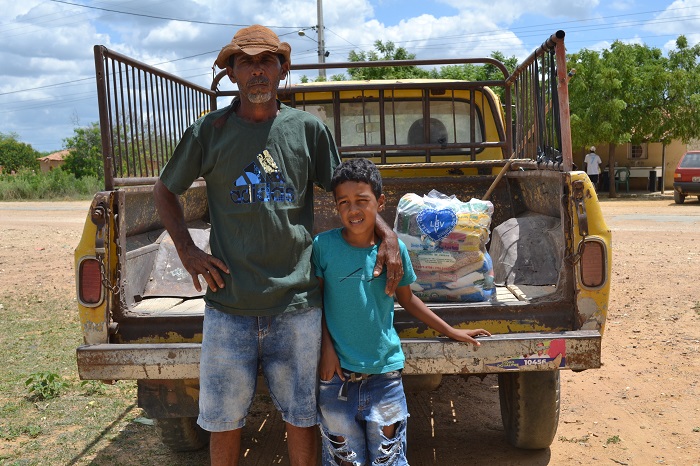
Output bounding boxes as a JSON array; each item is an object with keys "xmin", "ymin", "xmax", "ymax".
[
  {"xmin": 320, "ymin": 342, "xmax": 345, "ymax": 382},
  {"xmin": 448, "ymin": 328, "xmax": 491, "ymax": 347}
]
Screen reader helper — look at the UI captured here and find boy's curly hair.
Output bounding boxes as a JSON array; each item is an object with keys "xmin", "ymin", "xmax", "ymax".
[{"xmin": 331, "ymin": 158, "xmax": 383, "ymax": 200}]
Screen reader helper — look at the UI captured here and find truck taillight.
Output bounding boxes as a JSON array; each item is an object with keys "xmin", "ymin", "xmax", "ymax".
[
  {"xmin": 580, "ymin": 239, "xmax": 606, "ymax": 288},
  {"xmin": 78, "ymin": 258, "xmax": 103, "ymax": 306}
]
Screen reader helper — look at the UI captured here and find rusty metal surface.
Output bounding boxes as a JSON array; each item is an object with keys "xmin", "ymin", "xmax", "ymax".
[
  {"xmin": 119, "ymin": 182, "xmax": 208, "ymax": 237},
  {"xmin": 77, "ymin": 343, "xmax": 201, "ymax": 380},
  {"xmin": 77, "ymin": 330, "xmax": 600, "ymax": 381},
  {"xmin": 402, "ymin": 330, "xmax": 601, "ymax": 374},
  {"xmin": 143, "ymin": 229, "xmax": 209, "ymax": 298},
  {"xmin": 110, "ymin": 314, "xmax": 203, "ymax": 343}
]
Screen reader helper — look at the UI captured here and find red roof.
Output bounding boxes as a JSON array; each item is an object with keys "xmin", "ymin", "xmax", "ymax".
[{"xmin": 38, "ymin": 149, "xmax": 70, "ymax": 162}]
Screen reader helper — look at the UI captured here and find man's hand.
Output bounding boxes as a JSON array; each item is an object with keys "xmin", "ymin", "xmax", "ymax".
[
  {"xmin": 375, "ymin": 234, "xmax": 403, "ymax": 296},
  {"xmin": 154, "ymin": 180, "xmax": 229, "ymax": 292},
  {"xmin": 373, "ymin": 214, "xmax": 403, "ymax": 295},
  {"xmin": 179, "ymin": 243, "xmax": 229, "ymax": 292}
]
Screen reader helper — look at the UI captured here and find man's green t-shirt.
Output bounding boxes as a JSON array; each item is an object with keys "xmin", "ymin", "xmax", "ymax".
[{"xmin": 159, "ymin": 101, "xmax": 340, "ymax": 316}]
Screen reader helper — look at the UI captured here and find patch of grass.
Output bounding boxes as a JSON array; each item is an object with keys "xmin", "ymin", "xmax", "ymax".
[
  {"xmin": 559, "ymin": 434, "xmax": 590, "ymax": 443},
  {"xmin": 25, "ymin": 371, "xmax": 69, "ymax": 401},
  {"xmin": 693, "ymin": 426, "xmax": 700, "ymax": 433},
  {"xmin": 0, "ymin": 292, "xmax": 149, "ymax": 464},
  {"xmin": 80, "ymin": 380, "xmax": 107, "ymax": 396},
  {"xmin": 693, "ymin": 301, "xmax": 700, "ymax": 316},
  {"xmin": 607, "ymin": 434, "xmax": 622, "ymax": 444},
  {"xmin": 0, "ymin": 423, "xmax": 42, "ymax": 440},
  {"xmin": 0, "ymin": 168, "xmax": 101, "ymax": 200}
]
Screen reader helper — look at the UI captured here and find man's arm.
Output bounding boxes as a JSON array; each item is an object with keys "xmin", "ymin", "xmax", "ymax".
[
  {"xmin": 153, "ymin": 179, "xmax": 229, "ymax": 292},
  {"xmin": 373, "ymin": 215, "xmax": 403, "ymax": 296}
]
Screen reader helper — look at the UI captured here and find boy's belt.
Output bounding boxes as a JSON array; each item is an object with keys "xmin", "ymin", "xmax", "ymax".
[
  {"xmin": 342, "ymin": 370, "xmax": 373, "ymax": 382},
  {"xmin": 338, "ymin": 370, "xmax": 374, "ymax": 400}
]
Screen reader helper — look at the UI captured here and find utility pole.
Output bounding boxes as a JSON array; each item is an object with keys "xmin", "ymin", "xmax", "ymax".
[{"xmin": 317, "ymin": 0, "xmax": 326, "ymax": 79}]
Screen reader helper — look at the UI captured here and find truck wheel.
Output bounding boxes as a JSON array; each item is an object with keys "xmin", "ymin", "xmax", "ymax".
[
  {"xmin": 498, "ymin": 371, "xmax": 560, "ymax": 449},
  {"xmin": 154, "ymin": 417, "xmax": 210, "ymax": 452},
  {"xmin": 674, "ymin": 190, "xmax": 685, "ymax": 204}
]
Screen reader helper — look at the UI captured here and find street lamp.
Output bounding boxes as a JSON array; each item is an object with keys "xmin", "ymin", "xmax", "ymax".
[{"xmin": 297, "ymin": 0, "xmax": 328, "ymax": 79}]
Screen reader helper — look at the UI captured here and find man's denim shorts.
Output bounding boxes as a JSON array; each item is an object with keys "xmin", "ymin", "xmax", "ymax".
[
  {"xmin": 197, "ymin": 305, "xmax": 321, "ymax": 432},
  {"xmin": 318, "ymin": 371, "xmax": 409, "ymax": 465}
]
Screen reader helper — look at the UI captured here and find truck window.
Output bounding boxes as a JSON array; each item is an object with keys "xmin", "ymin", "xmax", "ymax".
[{"xmin": 301, "ymin": 97, "xmax": 484, "ymax": 154}]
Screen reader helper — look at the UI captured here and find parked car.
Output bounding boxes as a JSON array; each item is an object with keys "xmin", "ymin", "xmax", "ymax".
[{"xmin": 673, "ymin": 151, "xmax": 700, "ymax": 204}]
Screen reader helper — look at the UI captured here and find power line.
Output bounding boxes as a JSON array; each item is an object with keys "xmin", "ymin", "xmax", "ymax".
[
  {"xmin": 4, "ymin": 4, "xmax": 700, "ymax": 107},
  {"xmin": 0, "ymin": 77, "xmax": 94, "ymax": 97},
  {"xmin": 49, "ymin": 0, "xmax": 312, "ymax": 29}
]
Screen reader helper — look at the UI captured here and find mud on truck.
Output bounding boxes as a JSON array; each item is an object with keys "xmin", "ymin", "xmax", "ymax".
[{"xmin": 75, "ymin": 30, "xmax": 610, "ymax": 452}]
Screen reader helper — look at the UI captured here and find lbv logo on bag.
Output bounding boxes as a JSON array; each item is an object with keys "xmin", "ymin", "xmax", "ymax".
[{"xmin": 416, "ymin": 208, "xmax": 458, "ymax": 241}]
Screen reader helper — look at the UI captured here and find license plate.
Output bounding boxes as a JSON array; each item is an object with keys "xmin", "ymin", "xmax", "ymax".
[{"xmin": 693, "ymin": 176, "xmax": 700, "ymax": 182}]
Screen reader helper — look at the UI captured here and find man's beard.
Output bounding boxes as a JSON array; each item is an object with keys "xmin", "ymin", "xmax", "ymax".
[
  {"xmin": 246, "ymin": 91, "xmax": 273, "ymax": 104},
  {"xmin": 246, "ymin": 78, "xmax": 274, "ymax": 104}
]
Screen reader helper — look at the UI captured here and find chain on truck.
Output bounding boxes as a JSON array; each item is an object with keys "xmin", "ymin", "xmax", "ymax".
[{"xmin": 75, "ymin": 30, "xmax": 611, "ymax": 452}]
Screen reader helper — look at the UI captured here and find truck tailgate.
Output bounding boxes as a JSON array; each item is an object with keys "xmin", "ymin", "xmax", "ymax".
[{"xmin": 76, "ymin": 330, "xmax": 600, "ymax": 380}]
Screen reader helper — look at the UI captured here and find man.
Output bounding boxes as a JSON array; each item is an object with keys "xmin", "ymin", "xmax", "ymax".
[
  {"xmin": 583, "ymin": 145, "xmax": 603, "ymax": 190},
  {"xmin": 153, "ymin": 25, "xmax": 402, "ymax": 466}
]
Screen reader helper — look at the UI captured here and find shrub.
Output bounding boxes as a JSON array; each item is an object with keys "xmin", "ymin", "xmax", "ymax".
[
  {"xmin": 25, "ymin": 371, "xmax": 69, "ymax": 401},
  {"xmin": 0, "ymin": 168, "xmax": 101, "ymax": 200}
]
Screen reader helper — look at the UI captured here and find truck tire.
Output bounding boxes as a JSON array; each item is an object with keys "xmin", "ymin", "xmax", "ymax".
[
  {"xmin": 154, "ymin": 417, "xmax": 210, "ymax": 452},
  {"xmin": 674, "ymin": 190, "xmax": 685, "ymax": 204},
  {"xmin": 498, "ymin": 371, "xmax": 560, "ymax": 449}
]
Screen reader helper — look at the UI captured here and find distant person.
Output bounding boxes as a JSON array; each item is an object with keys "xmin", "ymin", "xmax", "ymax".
[
  {"xmin": 584, "ymin": 146, "xmax": 603, "ymax": 190},
  {"xmin": 312, "ymin": 158, "xmax": 491, "ymax": 465}
]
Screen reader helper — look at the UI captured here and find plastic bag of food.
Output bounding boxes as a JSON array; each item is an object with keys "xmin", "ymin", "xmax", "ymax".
[{"xmin": 394, "ymin": 189, "xmax": 495, "ymax": 302}]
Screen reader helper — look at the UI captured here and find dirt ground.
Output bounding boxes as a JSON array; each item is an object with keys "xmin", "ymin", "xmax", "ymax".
[{"xmin": 0, "ymin": 197, "xmax": 699, "ymax": 465}]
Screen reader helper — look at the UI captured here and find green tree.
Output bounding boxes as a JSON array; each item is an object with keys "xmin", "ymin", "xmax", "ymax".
[
  {"xmin": 660, "ymin": 36, "xmax": 700, "ymax": 145},
  {"xmin": 568, "ymin": 46, "xmax": 633, "ymax": 196},
  {"xmin": 569, "ymin": 39, "xmax": 700, "ymax": 195},
  {"xmin": 432, "ymin": 51, "xmax": 518, "ymax": 99},
  {"xmin": 62, "ymin": 122, "xmax": 103, "ymax": 179},
  {"xmin": 433, "ymin": 51, "xmax": 516, "ymax": 81},
  {"xmin": 0, "ymin": 132, "xmax": 40, "ymax": 172},
  {"xmin": 347, "ymin": 40, "xmax": 430, "ymax": 80}
]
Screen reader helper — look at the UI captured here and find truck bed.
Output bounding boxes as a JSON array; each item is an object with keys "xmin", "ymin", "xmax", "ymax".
[{"xmin": 130, "ymin": 284, "xmax": 561, "ymax": 316}]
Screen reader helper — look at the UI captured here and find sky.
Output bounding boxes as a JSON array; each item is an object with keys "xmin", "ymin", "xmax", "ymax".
[{"xmin": 2, "ymin": 0, "xmax": 700, "ymax": 153}]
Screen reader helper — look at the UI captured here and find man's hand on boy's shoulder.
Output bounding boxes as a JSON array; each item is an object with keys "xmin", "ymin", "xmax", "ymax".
[
  {"xmin": 372, "ymin": 215, "xmax": 403, "ymax": 295},
  {"xmin": 375, "ymin": 238, "xmax": 403, "ymax": 296}
]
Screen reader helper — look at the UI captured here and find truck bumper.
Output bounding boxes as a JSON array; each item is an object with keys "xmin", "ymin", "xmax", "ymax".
[
  {"xmin": 76, "ymin": 330, "xmax": 601, "ymax": 380},
  {"xmin": 401, "ymin": 330, "xmax": 601, "ymax": 374}
]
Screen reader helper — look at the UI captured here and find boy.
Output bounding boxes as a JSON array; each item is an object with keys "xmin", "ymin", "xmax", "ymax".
[{"xmin": 312, "ymin": 158, "xmax": 491, "ymax": 465}]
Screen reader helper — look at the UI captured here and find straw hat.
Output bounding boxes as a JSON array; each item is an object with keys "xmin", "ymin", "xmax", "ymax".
[{"xmin": 215, "ymin": 24, "xmax": 291, "ymax": 69}]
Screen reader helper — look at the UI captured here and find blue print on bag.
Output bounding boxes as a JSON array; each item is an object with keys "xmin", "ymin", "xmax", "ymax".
[{"xmin": 416, "ymin": 208, "xmax": 458, "ymax": 241}]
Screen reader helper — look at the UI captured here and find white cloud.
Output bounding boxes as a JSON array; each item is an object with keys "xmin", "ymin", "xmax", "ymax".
[
  {"xmin": 645, "ymin": 0, "xmax": 700, "ymax": 34},
  {"xmin": 0, "ymin": 0, "xmax": 681, "ymax": 152},
  {"xmin": 436, "ymin": 0, "xmax": 600, "ymax": 24},
  {"xmin": 143, "ymin": 21, "xmax": 203, "ymax": 46}
]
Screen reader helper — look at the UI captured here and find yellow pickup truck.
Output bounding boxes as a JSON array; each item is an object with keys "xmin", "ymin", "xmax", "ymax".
[{"xmin": 75, "ymin": 30, "xmax": 610, "ymax": 451}]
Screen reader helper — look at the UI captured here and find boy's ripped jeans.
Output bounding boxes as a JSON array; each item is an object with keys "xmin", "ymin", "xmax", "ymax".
[{"xmin": 318, "ymin": 370, "xmax": 409, "ymax": 466}]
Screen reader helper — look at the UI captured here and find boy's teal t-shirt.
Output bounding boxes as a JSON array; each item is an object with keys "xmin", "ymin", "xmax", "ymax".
[
  {"xmin": 159, "ymin": 102, "xmax": 339, "ymax": 316},
  {"xmin": 312, "ymin": 228, "xmax": 417, "ymax": 374}
]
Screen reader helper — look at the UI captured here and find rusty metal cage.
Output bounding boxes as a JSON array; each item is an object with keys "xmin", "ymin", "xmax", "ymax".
[
  {"xmin": 93, "ymin": 31, "xmax": 572, "ymax": 189},
  {"xmin": 508, "ymin": 30, "xmax": 573, "ymax": 171},
  {"xmin": 93, "ymin": 46, "xmax": 215, "ymax": 189}
]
